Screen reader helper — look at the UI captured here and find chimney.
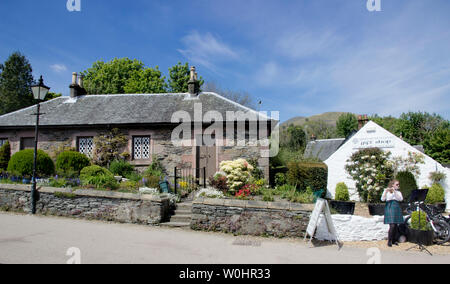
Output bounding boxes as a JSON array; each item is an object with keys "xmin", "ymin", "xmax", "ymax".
[
  {"xmin": 358, "ymin": 114, "xmax": 369, "ymax": 130},
  {"xmin": 69, "ymin": 72, "xmax": 87, "ymax": 98},
  {"xmin": 188, "ymin": 66, "xmax": 200, "ymax": 97}
]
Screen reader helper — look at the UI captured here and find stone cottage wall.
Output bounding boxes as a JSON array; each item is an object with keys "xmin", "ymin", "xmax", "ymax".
[
  {"xmin": 191, "ymin": 198, "xmax": 313, "ymax": 238},
  {"xmin": 0, "ymin": 184, "xmax": 170, "ymax": 225}
]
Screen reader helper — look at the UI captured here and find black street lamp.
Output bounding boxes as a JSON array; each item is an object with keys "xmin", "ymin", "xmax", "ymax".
[{"xmin": 30, "ymin": 75, "xmax": 50, "ymax": 214}]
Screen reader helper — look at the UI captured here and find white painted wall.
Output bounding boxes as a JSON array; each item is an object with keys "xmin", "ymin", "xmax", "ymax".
[
  {"xmin": 325, "ymin": 121, "xmax": 450, "ymax": 211},
  {"xmin": 316, "ymin": 214, "xmax": 389, "ymax": 242}
]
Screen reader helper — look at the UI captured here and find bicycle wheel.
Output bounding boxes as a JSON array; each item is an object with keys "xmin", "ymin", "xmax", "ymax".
[{"xmin": 432, "ymin": 219, "xmax": 450, "ymax": 245}]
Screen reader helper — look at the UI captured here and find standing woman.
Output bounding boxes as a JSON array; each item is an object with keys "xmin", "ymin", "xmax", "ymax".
[{"xmin": 381, "ymin": 179, "xmax": 404, "ymax": 247}]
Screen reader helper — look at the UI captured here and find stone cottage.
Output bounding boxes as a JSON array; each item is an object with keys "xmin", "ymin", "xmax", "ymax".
[{"xmin": 0, "ymin": 68, "xmax": 277, "ymax": 180}]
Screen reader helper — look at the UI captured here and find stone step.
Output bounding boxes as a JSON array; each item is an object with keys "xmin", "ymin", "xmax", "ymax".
[
  {"xmin": 175, "ymin": 209, "xmax": 192, "ymax": 215},
  {"xmin": 170, "ymin": 215, "xmax": 192, "ymax": 223},
  {"xmin": 160, "ymin": 221, "xmax": 191, "ymax": 228},
  {"xmin": 177, "ymin": 203, "xmax": 193, "ymax": 210}
]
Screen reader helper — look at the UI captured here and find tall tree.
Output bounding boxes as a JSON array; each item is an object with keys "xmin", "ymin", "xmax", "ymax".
[
  {"xmin": 123, "ymin": 66, "xmax": 167, "ymax": 94},
  {"xmin": 303, "ymin": 119, "xmax": 337, "ymax": 140},
  {"xmin": 202, "ymin": 81, "xmax": 255, "ymax": 108},
  {"xmin": 168, "ymin": 62, "xmax": 204, "ymax": 93},
  {"xmin": 81, "ymin": 58, "xmax": 146, "ymax": 94},
  {"xmin": 0, "ymin": 52, "xmax": 35, "ymax": 115},
  {"xmin": 395, "ymin": 112, "xmax": 447, "ymax": 146},
  {"xmin": 336, "ymin": 113, "xmax": 358, "ymax": 138},
  {"xmin": 284, "ymin": 125, "xmax": 306, "ymax": 151},
  {"xmin": 423, "ymin": 125, "xmax": 450, "ymax": 164}
]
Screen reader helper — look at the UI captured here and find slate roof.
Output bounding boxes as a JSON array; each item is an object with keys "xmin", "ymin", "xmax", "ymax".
[
  {"xmin": 0, "ymin": 92, "xmax": 272, "ymax": 128},
  {"xmin": 304, "ymin": 138, "xmax": 346, "ymax": 162}
]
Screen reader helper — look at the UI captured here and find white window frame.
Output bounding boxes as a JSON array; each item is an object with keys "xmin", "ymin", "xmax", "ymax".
[
  {"xmin": 77, "ymin": 137, "xmax": 94, "ymax": 158},
  {"xmin": 133, "ymin": 136, "xmax": 151, "ymax": 160}
]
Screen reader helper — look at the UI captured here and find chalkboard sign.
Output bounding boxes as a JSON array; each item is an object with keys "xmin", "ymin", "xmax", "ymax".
[{"xmin": 304, "ymin": 198, "xmax": 340, "ymax": 248}]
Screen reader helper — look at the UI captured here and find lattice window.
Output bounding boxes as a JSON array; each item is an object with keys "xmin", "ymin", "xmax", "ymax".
[
  {"xmin": 133, "ymin": 136, "xmax": 151, "ymax": 160},
  {"xmin": 78, "ymin": 137, "xmax": 94, "ymax": 158},
  {"xmin": 0, "ymin": 139, "xmax": 7, "ymax": 147}
]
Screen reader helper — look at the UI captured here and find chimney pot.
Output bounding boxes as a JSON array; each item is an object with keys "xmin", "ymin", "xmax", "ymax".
[
  {"xmin": 188, "ymin": 66, "xmax": 199, "ymax": 96},
  {"xmin": 78, "ymin": 74, "xmax": 84, "ymax": 88},
  {"xmin": 72, "ymin": 72, "xmax": 78, "ymax": 85}
]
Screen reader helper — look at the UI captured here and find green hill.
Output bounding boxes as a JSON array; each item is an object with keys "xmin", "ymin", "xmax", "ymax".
[{"xmin": 282, "ymin": 112, "xmax": 348, "ymax": 128}]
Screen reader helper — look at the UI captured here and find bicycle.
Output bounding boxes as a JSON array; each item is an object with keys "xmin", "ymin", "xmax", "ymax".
[{"xmin": 404, "ymin": 201, "xmax": 450, "ymax": 245}]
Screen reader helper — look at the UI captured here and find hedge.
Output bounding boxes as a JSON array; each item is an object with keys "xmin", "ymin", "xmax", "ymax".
[
  {"xmin": 7, "ymin": 149, "xmax": 55, "ymax": 177},
  {"xmin": 286, "ymin": 162, "xmax": 328, "ymax": 194},
  {"xmin": 56, "ymin": 151, "xmax": 90, "ymax": 177},
  {"xmin": 396, "ymin": 171, "xmax": 418, "ymax": 201}
]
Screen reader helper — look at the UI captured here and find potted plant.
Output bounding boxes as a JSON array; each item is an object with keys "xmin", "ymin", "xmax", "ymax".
[
  {"xmin": 407, "ymin": 211, "xmax": 434, "ymax": 246},
  {"xmin": 330, "ymin": 182, "xmax": 355, "ymax": 215},
  {"xmin": 425, "ymin": 183, "xmax": 447, "ymax": 213}
]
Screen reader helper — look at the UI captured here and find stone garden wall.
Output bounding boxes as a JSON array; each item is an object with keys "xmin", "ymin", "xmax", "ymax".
[
  {"xmin": 0, "ymin": 184, "xmax": 170, "ymax": 225},
  {"xmin": 191, "ymin": 198, "xmax": 314, "ymax": 238}
]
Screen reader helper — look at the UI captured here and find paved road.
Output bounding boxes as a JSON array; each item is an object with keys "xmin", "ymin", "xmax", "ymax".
[{"xmin": 0, "ymin": 212, "xmax": 449, "ymax": 264}]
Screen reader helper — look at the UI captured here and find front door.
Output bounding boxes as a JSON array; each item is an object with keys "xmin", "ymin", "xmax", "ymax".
[{"xmin": 196, "ymin": 135, "xmax": 217, "ymax": 182}]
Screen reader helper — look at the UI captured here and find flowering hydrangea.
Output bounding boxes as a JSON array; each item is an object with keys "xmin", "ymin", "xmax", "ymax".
[
  {"xmin": 345, "ymin": 148, "xmax": 394, "ymax": 203},
  {"xmin": 219, "ymin": 159, "xmax": 254, "ymax": 192}
]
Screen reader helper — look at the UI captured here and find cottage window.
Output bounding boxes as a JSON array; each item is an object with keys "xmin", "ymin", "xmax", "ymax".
[
  {"xmin": 0, "ymin": 139, "xmax": 7, "ymax": 147},
  {"xmin": 20, "ymin": 137, "xmax": 35, "ymax": 150},
  {"xmin": 77, "ymin": 137, "xmax": 94, "ymax": 158},
  {"xmin": 133, "ymin": 136, "xmax": 151, "ymax": 160}
]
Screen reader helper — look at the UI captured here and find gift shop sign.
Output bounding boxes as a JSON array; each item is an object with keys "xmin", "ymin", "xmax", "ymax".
[{"xmin": 352, "ymin": 137, "xmax": 395, "ymax": 149}]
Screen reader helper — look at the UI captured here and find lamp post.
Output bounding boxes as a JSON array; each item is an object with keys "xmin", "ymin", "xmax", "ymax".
[{"xmin": 30, "ymin": 75, "xmax": 50, "ymax": 214}]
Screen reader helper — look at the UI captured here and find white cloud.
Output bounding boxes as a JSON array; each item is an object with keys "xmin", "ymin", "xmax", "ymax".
[
  {"xmin": 178, "ymin": 31, "xmax": 239, "ymax": 71},
  {"xmin": 50, "ymin": 64, "xmax": 67, "ymax": 73}
]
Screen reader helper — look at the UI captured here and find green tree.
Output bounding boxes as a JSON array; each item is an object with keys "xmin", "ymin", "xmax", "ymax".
[
  {"xmin": 123, "ymin": 66, "xmax": 168, "ymax": 94},
  {"xmin": 284, "ymin": 125, "xmax": 306, "ymax": 151},
  {"xmin": 424, "ymin": 126, "xmax": 450, "ymax": 164},
  {"xmin": 369, "ymin": 114, "xmax": 399, "ymax": 134},
  {"xmin": 304, "ymin": 119, "xmax": 337, "ymax": 140},
  {"xmin": 168, "ymin": 62, "xmax": 204, "ymax": 93},
  {"xmin": 336, "ymin": 113, "xmax": 358, "ymax": 138},
  {"xmin": 0, "ymin": 52, "xmax": 35, "ymax": 115},
  {"xmin": 44, "ymin": 92, "xmax": 62, "ymax": 101},
  {"xmin": 81, "ymin": 58, "xmax": 165, "ymax": 94},
  {"xmin": 395, "ymin": 112, "xmax": 446, "ymax": 146}
]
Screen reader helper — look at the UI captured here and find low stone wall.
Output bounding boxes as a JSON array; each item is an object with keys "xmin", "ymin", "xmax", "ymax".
[
  {"xmin": 0, "ymin": 184, "xmax": 170, "ymax": 225},
  {"xmin": 191, "ymin": 198, "xmax": 314, "ymax": 238},
  {"xmin": 315, "ymin": 215, "xmax": 389, "ymax": 241}
]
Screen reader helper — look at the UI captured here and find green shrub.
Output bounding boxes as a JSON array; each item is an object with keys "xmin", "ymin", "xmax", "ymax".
[
  {"xmin": 425, "ymin": 183, "xmax": 445, "ymax": 204},
  {"xmin": 145, "ymin": 157, "xmax": 164, "ymax": 178},
  {"xmin": 286, "ymin": 162, "xmax": 327, "ymax": 193},
  {"xmin": 109, "ymin": 160, "xmax": 134, "ymax": 177},
  {"xmin": 80, "ymin": 165, "xmax": 118, "ymax": 190},
  {"xmin": 335, "ymin": 182, "xmax": 350, "ymax": 201},
  {"xmin": 142, "ymin": 175, "xmax": 161, "ymax": 188},
  {"xmin": 7, "ymin": 149, "xmax": 55, "ymax": 177},
  {"xmin": 55, "ymin": 151, "xmax": 90, "ymax": 177},
  {"xmin": 411, "ymin": 211, "xmax": 430, "ymax": 231},
  {"xmin": 274, "ymin": 172, "xmax": 286, "ymax": 187},
  {"xmin": 396, "ymin": 171, "xmax": 418, "ymax": 201},
  {"xmin": 119, "ymin": 180, "xmax": 139, "ymax": 191},
  {"xmin": 0, "ymin": 141, "xmax": 11, "ymax": 171}
]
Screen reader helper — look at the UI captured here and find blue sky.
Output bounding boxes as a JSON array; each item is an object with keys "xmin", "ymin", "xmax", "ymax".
[{"xmin": 0, "ymin": 0, "xmax": 449, "ymax": 122}]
